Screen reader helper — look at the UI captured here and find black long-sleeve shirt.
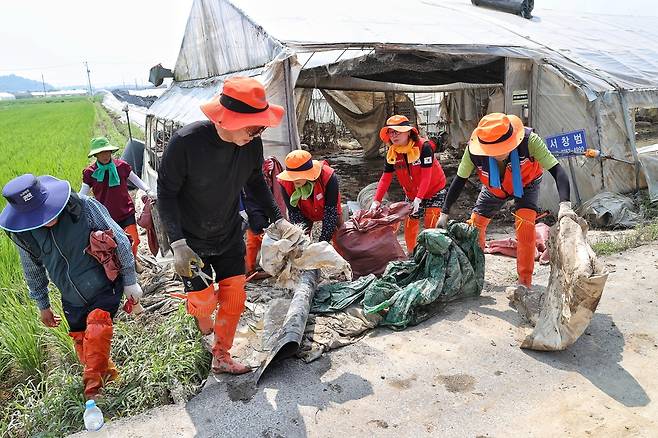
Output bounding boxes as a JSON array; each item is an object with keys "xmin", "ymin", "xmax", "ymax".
[{"xmin": 157, "ymin": 120, "xmax": 281, "ymax": 256}]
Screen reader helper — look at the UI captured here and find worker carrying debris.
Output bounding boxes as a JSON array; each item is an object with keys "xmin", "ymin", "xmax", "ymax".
[
  {"xmin": 79, "ymin": 136, "xmax": 155, "ymax": 270},
  {"xmin": 277, "ymin": 150, "xmax": 343, "ymax": 243},
  {"xmin": 157, "ymin": 77, "xmax": 294, "ymax": 375},
  {"xmin": 369, "ymin": 115, "xmax": 447, "ymax": 253},
  {"xmin": 438, "ymin": 113, "xmax": 576, "ymax": 291},
  {"xmin": 0, "ymin": 174, "xmax": 142, "ymax": 399}
]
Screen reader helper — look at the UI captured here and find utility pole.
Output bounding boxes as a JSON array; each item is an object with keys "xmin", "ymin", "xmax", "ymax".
[
  {"xmin": 84, "ymin": 61, "xmax": 93, "ymax": 96},
  {"xmin": 41, "ymin": 73, "xmax": 47, "ymax": 97},
  {"xmin": 134, "ymin": 78, "xmax": 138, "ymax": 90}
]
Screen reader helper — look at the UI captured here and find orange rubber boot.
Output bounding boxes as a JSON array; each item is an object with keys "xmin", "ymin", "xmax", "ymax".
[
  {"xmin": 69, "ymin": 331, "xmax": 86, "ymax": 364},
  {"xmin": 245, "ymin": 229, "xmax": 263, "ymax": 274},
  {"xmin": 212, "ymin": 275, "xmax": 250, "ymax": 375},
  {"xmin": 404, "ymin": 217, "xmax": 421, "ymax": 254},
  {"xmin": 83, "ymin": 309, "xmax": 113, "ymax": 399},
  {"xmin": 467, "ymin": 212, "xmax": 492, "ymax": 250},
  {"xmin": 124, "ymin": 224, "xmax": 140, "ymax": 257},
  {"xmin": 424, "ymin": 207, "xmax": 442, "ymax": 229},
  {"xmin": 515, "ymin": 208, "xmax": 537, "ymax": 288}
]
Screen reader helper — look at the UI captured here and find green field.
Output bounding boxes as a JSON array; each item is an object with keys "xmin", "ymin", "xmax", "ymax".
[{"xmin": 0, "ymin": 97, "xmax": 208, "ymax": 437}]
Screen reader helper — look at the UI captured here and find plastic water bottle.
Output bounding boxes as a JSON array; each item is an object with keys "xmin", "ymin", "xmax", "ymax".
[{"xmin": 83, "ymin": 400, "xmax": 104, "ymax": 432}]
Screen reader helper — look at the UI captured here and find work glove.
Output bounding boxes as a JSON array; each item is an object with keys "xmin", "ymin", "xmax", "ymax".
[
  {"xmin": 558, "ymin": 201, "xmax": 578, "ymax": 221},
  {"xmin": 411, "ymin": 197, "xmax": 422, "ymax": 215},
  {"xmin": 171, "ymin": 239, "xmax": 204, "ymax": 278},
  {"xmin": 275, "ymin": 217, "xmax": 295, "ymax": 234},
  {"xmin": 437, "ymin": 212, "xmax": 449, "ymax": 229},
  {"xmin": 40, "ymin": 308, "xmax": 61, "ymax": 328},
  {"xmin": 368, "ymin": 200, "xmax": 381, "ymax": 213},
  {"xmin": 123, "ymin": 282, "xmax": 144, "ymax": 303}
]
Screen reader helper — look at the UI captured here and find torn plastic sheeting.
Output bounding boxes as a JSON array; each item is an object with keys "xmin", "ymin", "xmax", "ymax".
[
  {"xmin": 577, "ymin": 192, "xmax": 641, "ymax": 229},
  {"xmin": 260, "ymin": 221, "xmax": 352, "ymax": 290},
  {"xmin": 256, "ymin": 269, "xmax": 319, "ymax": 382},
  {"xmin": 638, "ymin": 153, "xmax": 658, "ymax": 204},
  {"xmin": 520, "ymin": 216, "xmax": 608, "ymax": 351},
  {"xmin": 299, "ymin": 306, "xmax": 382, "ymax": 363}
]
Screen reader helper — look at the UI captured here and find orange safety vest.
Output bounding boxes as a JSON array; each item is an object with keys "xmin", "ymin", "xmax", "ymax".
[
  {"xmin": 280, "ymin": 162, "xmax": 342, "ymax": 222},
  {"xmin": 469, "ymin": 128, "xmax": 543, "ymax": 199},
  {"xmin": 391, "ymin": 138, "xmax": 446, "ymax": 199}
]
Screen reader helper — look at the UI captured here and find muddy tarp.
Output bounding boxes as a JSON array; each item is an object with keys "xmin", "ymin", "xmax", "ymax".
[
  {"xmin": 299, "ymin": 307, "xmax": 382, "ymax": 362},
  {"xmin": 312, "ymin": 274, "xmax": 377, "ymax": 314},
  {"xmin": 333, "ymin": 202, "xmax": 411, "ymax": 278},
  {"xmin": 517, "ymin": 216, "xmax": 609, "ymax": 351},
  {"xmin": 320, "ymin": 90, "xmax": 388, "ymax": 159},
  {"xmin": 363, "ymin": 223, "xmax": 485, "ymax": 329},
  {"xmin": 313, "ymin": 223, "xmax": 484, "ymax": 329},
  {"xmin": 577, "ymin": 192, "xmax": 641, "ymax": 229}
]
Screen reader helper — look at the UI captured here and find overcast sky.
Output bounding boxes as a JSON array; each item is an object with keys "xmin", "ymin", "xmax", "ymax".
[{"xmin": 0, "ymin": 0, "xmax": 655, "ymax": 88}]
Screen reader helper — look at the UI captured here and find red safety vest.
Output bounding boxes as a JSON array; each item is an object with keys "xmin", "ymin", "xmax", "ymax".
[
  {"xmin": 280, "ymin": 162, "xmax": 342, "ymax": 222},
  {"xmin": 392, "ymin": 138, "xmax": 446, "ymax": 199},
  {"xmin": 469, "ymin": 128, "xmax": 544, "ymax": 199}
]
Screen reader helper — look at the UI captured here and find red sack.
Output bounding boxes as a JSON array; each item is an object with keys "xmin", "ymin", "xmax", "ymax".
[
  {"xmin": 137, "ymin": 195, "xmax": 160, "ymax": 256},
  {"xmin": 334, "ymin": 202, "xmax": 412, "ymax": 278}
]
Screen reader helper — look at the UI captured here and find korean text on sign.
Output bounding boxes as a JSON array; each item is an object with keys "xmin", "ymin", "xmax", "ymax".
[{"xmin": 545, "ymin": 129, "xmax": 587, "ymax": 157}]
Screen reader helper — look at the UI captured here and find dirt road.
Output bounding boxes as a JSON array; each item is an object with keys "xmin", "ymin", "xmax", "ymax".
[{"xmin": 71, "ymin": 242, "xmax": 658, "ymax": 438}]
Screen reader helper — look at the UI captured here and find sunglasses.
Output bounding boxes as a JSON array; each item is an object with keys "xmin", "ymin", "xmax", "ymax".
[
  {"xmin": 387, "ymin": 128, "xmax": 403, "ymax": 136},
  {"xmin": 246, "ymin": 126, "xmax": 267, "ymax": 137}
]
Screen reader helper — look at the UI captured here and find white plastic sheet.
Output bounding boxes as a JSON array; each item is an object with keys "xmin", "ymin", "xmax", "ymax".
[{"xmin": 260, "ymin": 221, "xmax": 352, "ymax": 290}]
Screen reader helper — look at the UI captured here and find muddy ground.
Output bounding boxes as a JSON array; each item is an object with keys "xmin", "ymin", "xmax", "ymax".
[
  {"xmin": 71, "ymin": 234, "xmax": 658, "ymax": 438},
  {"xmin": 320, "ymin": 147, "xmax": 520, "ymax": 226}
]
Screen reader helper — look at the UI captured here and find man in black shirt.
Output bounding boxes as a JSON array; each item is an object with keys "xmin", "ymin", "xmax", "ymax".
[{"xmin": 158, "ymin": 77, "xmax": 291, "ymax": 374}]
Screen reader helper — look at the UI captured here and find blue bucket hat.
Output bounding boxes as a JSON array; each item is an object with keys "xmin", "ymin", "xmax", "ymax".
[{"xmin": 0, "ymin": 174, "xmax": 71, "ymax": 232}]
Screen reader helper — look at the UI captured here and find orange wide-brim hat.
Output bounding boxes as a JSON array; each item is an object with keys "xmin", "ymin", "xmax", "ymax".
[
  {"xmin": 379, "ymin": 115, "xmax": 419, "ymax": 143},
  {"xmin": 276, "ymin": 150, "xmax": 323, "ymax": 182},
  {"xmin": 468, "ymin": 113, "xmax": 525, "ymax": 156},
  {"xmin": 200, "ymin": 76, "xmax": 285, "ymax": 130}
]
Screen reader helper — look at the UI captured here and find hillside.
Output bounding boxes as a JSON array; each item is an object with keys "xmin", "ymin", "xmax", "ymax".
[{"xmin": 0, "ymin": 74, "xmax": 54, "ymax": 92}]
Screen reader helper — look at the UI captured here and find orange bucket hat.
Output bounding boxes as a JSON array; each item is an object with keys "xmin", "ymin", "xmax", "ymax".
[
  {"xmin": 379, "ymin": 115, "xmax": 419, "ymax": 143},
  {"xmin": 469, "ymin": 113, "xmax": 525, "ymax": 156},
  {"xmin": 276, "ymin": 150, "xmax": 323, "ymax": 182},
  {"xmin": 200, "ymin": 77, "xmax": 285, "ymax": 130}
]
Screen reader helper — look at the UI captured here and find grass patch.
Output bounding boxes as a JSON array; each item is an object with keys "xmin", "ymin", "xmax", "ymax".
[
  {"xmin": 92, "ymin": 97, "xmax": 145, "ymax": 149},
  {"xmin": 1, "ymin": 308, "xmax": 210, "ymax": 438},
  {"xmin": 0, "ymin": 98, "xmax": 207, "ymax": 437},
  {"xmin": 592, "ymin": 221, "xmax": 658, "ymax": 255}
]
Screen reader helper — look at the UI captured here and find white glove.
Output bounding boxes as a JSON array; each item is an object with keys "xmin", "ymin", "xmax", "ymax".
[
  {"xmin": 275, "ymin": 217, "xmax": 295, "ymax": 233},
  {"xmin": 146, "ymin": 189, "xmax": 157, "ymax": 200},
  {"xmin": 558, "ymin": 201, "xmax": 577, "ymax": 221},
  {"xmin": 368, "ymin": 200, "xmax": 381, "ymax": 213},
  {"xmin": 411, "ymin": 197, "xmax": 422, "ymax": 215},
  {"xmin": 437, "ymin": 212, "xmax": 449, "ymax": 229},
  {"xmin": 123, "ymin": 283, "xmax": 143, "ymax": 303}
]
